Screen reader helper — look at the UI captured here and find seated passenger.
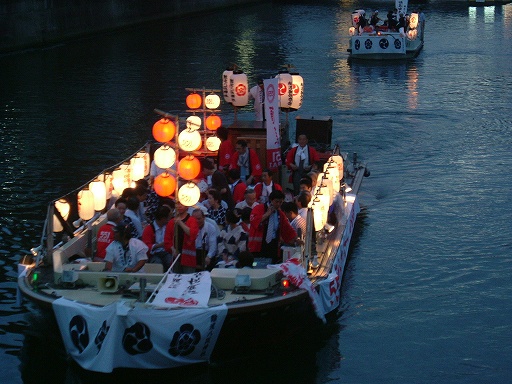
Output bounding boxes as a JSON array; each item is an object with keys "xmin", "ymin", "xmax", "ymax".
[{"xmin": 104, "ymin": 224, "xmax": 148, "ymax": 273}]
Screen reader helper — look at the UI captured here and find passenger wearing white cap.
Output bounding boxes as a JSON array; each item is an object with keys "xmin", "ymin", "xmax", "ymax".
[{"xmin": 370, "ymin": 10, "xmax": 381, "ymax": 27}]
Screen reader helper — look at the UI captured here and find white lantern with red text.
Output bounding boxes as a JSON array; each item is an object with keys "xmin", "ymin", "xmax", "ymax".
[
  {"xmin": 277, "ymin": 72, "xmax": 293, "ymax": 109},
  {"xmin": 290, "ymin": 73, "xmax": 304, "ymax": 110},
  {"xmin": 230, "ymin": 71, "xmax": 249, "ymax": 107}
]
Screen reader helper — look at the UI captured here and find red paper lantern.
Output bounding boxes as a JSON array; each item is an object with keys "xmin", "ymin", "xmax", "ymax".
[
  {"xmin": 186, "ymin": 93, "xmax": 202, "ymax": 109},
  {"xmin": 152, "ymin": 118, "xmax": 176, "ymax": 143},
  {"xmin": 153, "ymin": 173, "xmax": 176, "ymax": 197},
  {"xmin": 178, "ymin": 155, "xmax": 201, "ymax": 180},
  {"xmin": 205, "ymin": 114, "xmax": 222, "ymax": 131}
]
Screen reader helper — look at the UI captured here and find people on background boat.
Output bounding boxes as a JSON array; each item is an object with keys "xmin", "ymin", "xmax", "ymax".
[
  {"xmin": 216, "ymin": 126, "xmax": 235, "ymax": 171},
  {"xmin": 104, "ymin": 223, "xmax": 148, "ymax": 273},
  {"xmin": 370, "ymin": 10, "xmax": 381, "ymax": 27},
  {"xmin": 230, "ymin": 139, "xmax": 262, "ymax": 186},
  {"xmin": 164, "ymin": 201, "xmax": 199, "ymax": 274},
  {"xmin": 357, "ymin": 11, "xmax": 368, "ymax": 34},
  {"xmin": 217, "ymin": 210, "xmax": 248, "ymax": 268},
  {"xmin": 141, "ymin": 205, "xmax": 172, "ymax": 271},
  {"xmin": 249, "ymin": 190, "xmax": 298, "ymax": 264},
  {"xmin": 206, "ymin": 188, "xmax": 227, "ymax": 229},
  {"xmin": 94, "ymin": 208, "xmax": 122, "ymax": 261},
  {"xmin": 386, "ymin": 10, "xmax": 397, "ymax": 30},
  {"xmin": 227, "ymin": 168, "xmax": 247, "ymax": 204},
  {"xmin": 192, "ymin": 208, "xmax": 219, "ymax": 271},
  {"xmin": 248, "ymin": 78, "xmax": 265, "ymax": 122},
  {"xmin": 285, "ymin": 134, "xmax": 320, "ymax": 195},
  {"xmin": 254, "ymin": 168, "xmax": 283, "ymax": 204}
]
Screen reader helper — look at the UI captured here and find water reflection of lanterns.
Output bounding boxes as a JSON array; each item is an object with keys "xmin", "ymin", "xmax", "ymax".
[
  {"xmin": 186, "ymin": 93, "xmax": 202, "ymax": 109},
  {"xmin": 153, "ymin": 172, "xmax": 176, "ymax": 197},
  {"xmin": 53, "ymin": 199, "xmax": 70, "ymax": 232},
  {"xmin": 178, "ymin": 155, "xmax": 201, "ymax": 180},
  {"xmin": 152, "ymin": 118, "xmax": 176, "ymax": 143}
]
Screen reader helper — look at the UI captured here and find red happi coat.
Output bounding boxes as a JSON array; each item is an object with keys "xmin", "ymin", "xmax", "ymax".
[
  {"xmin": 164, "ymin": 215, "xmax": 199, "ymax": 268},
  {"xmin": 230, "ymin": 148, "xmax": 263, "ymax": 183},
  {"xmin": 231, "ymin": 180, "xmax": 247, "ymax": 203},
  {"xmin": 248, "ymin": 203, "xmax": 297, "ymax": 254}
]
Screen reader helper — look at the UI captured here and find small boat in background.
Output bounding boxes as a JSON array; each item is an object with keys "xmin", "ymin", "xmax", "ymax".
[{"xmin": 347, "ymin": 4, "xmax": 424, "ymax": 61}]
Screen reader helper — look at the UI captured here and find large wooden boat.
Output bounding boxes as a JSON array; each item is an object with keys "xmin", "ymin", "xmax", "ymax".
[{"xmin": 18, "ymin": 80, "xmax": 369, "ymax": 373}]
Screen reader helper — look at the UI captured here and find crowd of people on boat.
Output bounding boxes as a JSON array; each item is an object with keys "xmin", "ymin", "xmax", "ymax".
[
  {"xmin": 354, "ymin": 7, "xmax": 425, "ymax": 36},
  {"xmin": 93, "ymin": 133, "xmax": 324, "ymax": 274}
]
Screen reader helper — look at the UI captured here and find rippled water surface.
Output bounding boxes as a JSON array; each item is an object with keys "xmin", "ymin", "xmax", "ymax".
[{"xmin": 1, "ymin": 1, "xmax": 512, "ymax": 383}]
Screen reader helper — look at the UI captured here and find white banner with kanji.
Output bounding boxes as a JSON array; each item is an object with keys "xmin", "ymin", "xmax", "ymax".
[
  {"xmin": 151, "ymin": 271, "xmax": 212, "ymax": 308},
  {"xmin": 264, "ymin": 78, "xmax": 282, "ymax": 171}
]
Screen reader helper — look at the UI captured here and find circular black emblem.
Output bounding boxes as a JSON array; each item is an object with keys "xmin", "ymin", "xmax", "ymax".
[
  {"xmin": 394, "ymin": 40, "xmax": 402, "ymax": 49},
  {"xmin": 169, "ymin": 323, "xmax": 201, "ymax": 357},
  {"xmin": 354, "ymin": 39, "xmax": 361, "ymax": 50},
  {"xmin": 122, "ymin": 322, "xmax": 153, "ymax": 355},
  {"xmin": 69, "ymin": 315, "xmax": 89, "ymax": 353},
  {"xmin": 379, "ymin": 39, "xmax": 389, "ymax": 49},
  {"xmin": 94, "ymin": 320, "xmax": 110, "ymax": 352},
  {"xmin": 364, "ymin": 39, "xmax": 373, "ymax": 49}
]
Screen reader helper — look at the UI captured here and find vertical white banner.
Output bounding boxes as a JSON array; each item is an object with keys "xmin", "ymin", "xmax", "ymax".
[
  {"xmin": 395, "ymin": 0, "xmax": 408, "ymax": 16},
  {"xmin": 264, "ymin": 78, "xmax": 282, "ymax": 171}
]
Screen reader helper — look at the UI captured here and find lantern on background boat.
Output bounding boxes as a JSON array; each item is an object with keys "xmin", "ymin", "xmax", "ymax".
[
  {"xmin": 152, "ymin": 118, "xmax": 176, "ymax": 143},
  {"xmin": 53, "ymin": 199, "xmax": 70, "ymax": 232},
  {"xmin": 153, "ymin": 172, "xmax": 176, "ymax": 197},
  {"xmin": 205, "ymin": 93, "xmax": 221, "ymax": 109},
  {"xmin": 186, "ymin": 93, "xmax": 202, "ymax": 109},
  {"xmin": 230, "ymin": 70, "xmax": 249, "ymax": 107},
  {"xmin": 206, "ymin": 136, "xmax": 221, "ymax": 151},
  {"xmin": 154, "ymin": 145, "xmax": 176, "ymax": 169},
  {"xmin": 89, "ymin": 179, "xmax": 107, "ymax": 211},
  {"xmin": 178, "ymin": 155, "xmax": 201, "ymax": 180},
  {"xmin": 409, "ymin": 13, "xmax": 419, "ymax": 29},
  {"xmin": 186, "ymin": 115, "xmax": 201, "ymax": 131},
  {"xmin": 178, "ymin": 129, "xmax": 202, "ymax": 152},
  {"xmin": 178, "ymin": 182, "xmax": 201, "ymax": 206},
  {"xmin": 78, "ymin": 189, "xmax": 95, "ymax": 221},
  {"xmin": 349, "ymin": 26, "xmax": 356, "ymax": 36},
  {"xmin": 222, "ymin": 68, "xmax": 234, "ymax": 103},
  {"xmin": 205, "ymin": 114, "xmax": 222, "ymax": 131}
]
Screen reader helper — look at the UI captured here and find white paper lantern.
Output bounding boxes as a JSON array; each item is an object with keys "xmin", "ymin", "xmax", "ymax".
[
  {"xmin": 277, "ymin": 72, "xmax": 293, "ymax": 109},
  {"xmin": 186, "ymin": 115, "xmax": 202, "ymax": 131},
  {"xmin": 89, "ymin": 179, "xmax": 107, "ymax": 211},
  {"xmin": 53, "ymin": 199, "xmax": 70, "ymax": 232},
  {"xmin": 206, "ymin": 136, "xmax": 221, "ymax": 151},
  {"xmin": 349, "ymin": 26, "xmax": 356, "ymax": 36},
  {"xmin": 78, "ymin": 189, "xmax": 95, "ymax": 221},
  {"xmin": 291, "ymin": 73, "xmax": 304, "ymax": 110},
  {"xmin": 178, "ymin": 182, "xmax": 201, "ymax": 207},
  {"xmin": 409, "ymin": 13, "xmax": 419, "ymax": 29},
  {"xmin": 205, "ymin": 93, "xmax": 221, "ymax": 109},
  {"xmin": 178, "ymin": 130, "xmax": 202, "ymax": 152},
  {"xmin": 230, "ymin": 71, "xmax": 249, "ymax": 107},
  {"xmin": 323, "ymin": 162, "xmax": 340, "ymax": 193},
  {"xmin": 311, "ymin": 193, "xmax": 330, "ymax": 231},
  {"xmin": 130, "ymin": 155, "xmax": 145, "ymax": 183},
  {"xmin": 137, "ymin": 151, "xmax": 150, "ymax": 177},
  {"xmin": 112, "ymin": 167, "xmax": 127, "ymax": 195},
  {"xmin": 154, "ymin": 145, "xmax": 176, "ymax": 169},
  {"xmin": 222, "ymin": 69, "xmax": 233, "ymax": 103}
]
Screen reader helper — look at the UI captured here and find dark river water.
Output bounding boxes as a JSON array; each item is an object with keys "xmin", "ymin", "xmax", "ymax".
[{"xmin": 1, "ymin": 1, "xmax": 512, "ymax": 383}]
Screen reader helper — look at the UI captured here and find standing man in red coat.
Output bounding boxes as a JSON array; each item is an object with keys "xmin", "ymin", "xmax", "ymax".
[
  {"xmin": 230, "ymin": 139, "xmax": 262, "ymax": 186},
  {"xmin": 285, "ymin": 134, "xmax": 320, "ymax": 194},
  {"xmin": 248, "ymin": 190, "xmax": 298, "ymax": 264},
  {"xmin": 254, "ymin": 168, "xmax": 283, "ymax": 204},
  {"xmin": 164, "ymin": 201, "xmax": 199, "ymax": 273},
  {"xmin": 216, "ymin": 126, "xmax": 234, "ymax": 172},
  {"xmin": 95, "ymin": 209, "xmax": 122, "ymax": 261}
]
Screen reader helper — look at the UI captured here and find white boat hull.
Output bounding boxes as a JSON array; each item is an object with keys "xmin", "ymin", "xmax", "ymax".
[{"xmin": 348, "ymin": 33, "xmax": 423, "ymax": 60}]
